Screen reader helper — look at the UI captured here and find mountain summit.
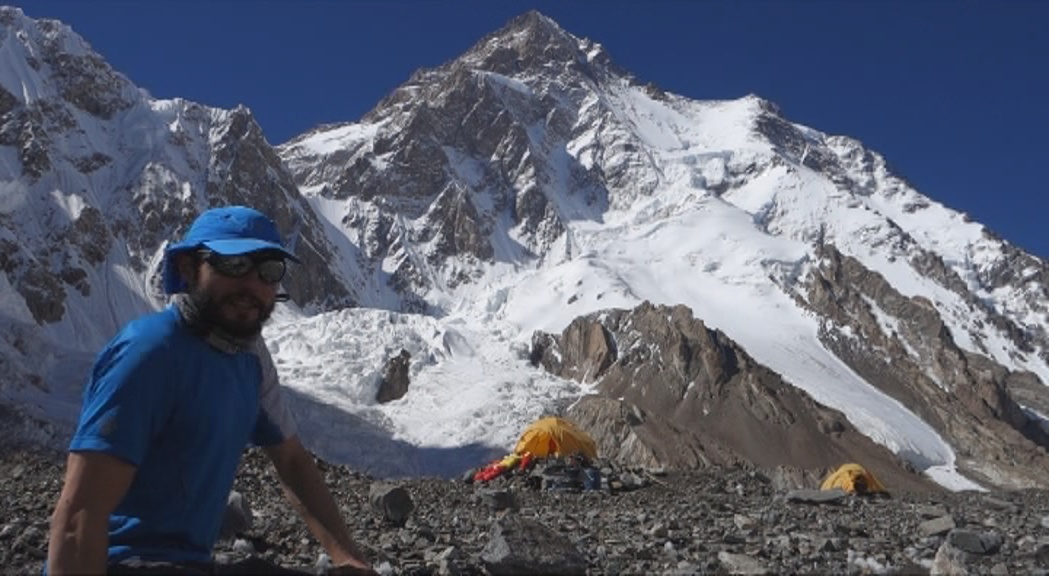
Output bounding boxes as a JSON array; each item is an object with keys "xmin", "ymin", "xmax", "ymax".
[{"xmin": 3, "ymin": 8, "xmax": 1049, "ymax": 489}]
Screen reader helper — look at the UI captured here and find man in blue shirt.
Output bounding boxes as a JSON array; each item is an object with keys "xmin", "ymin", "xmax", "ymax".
[{"xmin": 46, "ymin": 206, "xmax": 375, "ymax": 575}]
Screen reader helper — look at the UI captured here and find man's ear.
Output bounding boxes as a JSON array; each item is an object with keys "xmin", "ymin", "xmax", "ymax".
[{"xmin": 175, "ymin": 252, "xmax": 199, "ymax": 288}]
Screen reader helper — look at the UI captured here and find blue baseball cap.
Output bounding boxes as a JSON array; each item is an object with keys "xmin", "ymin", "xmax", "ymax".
[{"xmin": 161, "ymin": 206, "xmax": 300, "ymax": 294}]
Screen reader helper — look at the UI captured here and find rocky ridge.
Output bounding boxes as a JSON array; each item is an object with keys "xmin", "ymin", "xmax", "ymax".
[
  {"xmin": 531, "ymin": 301, "xmax": 942, "ymax": 494},
  {"xmin": 801, "ymin": 244, "xmax": 1049, "ymax": 488}
]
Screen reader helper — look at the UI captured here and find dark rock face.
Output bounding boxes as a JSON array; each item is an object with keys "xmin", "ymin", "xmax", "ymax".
[
  {"xmin": 531, "ymin": 321, "xmax": 616, "ymax": 384},
  {"xmin": 31, "ymin": 15, "xmax": 135, "ymax": 120},
  {"xmin": 376, "ymin": 349, "xmax": 411, "ymax": 404},
  {"xmin": 45, "ymin": 51, "xmax": 133, "ymax": 119},
  {"xmin": 8, "ymin": 447, "xmax": 1049, "ymax": 575},
  {"xmin": 16, "ymin": 266, "xmax": 65, "ymax": 324},
  {"xmin": 0, "ymin": 200, "xmax": 120, "ymax": 324},
  {"xmin": 531, "ymin": 301, "xmax": 937, "ymax": 493},
  {"xmin": 0, "ymin": 82, "xmax": 17, "ymax": 116},
  {"xmin": 430, "ymin": 187, "xmax": 494, "ymax": 263}
]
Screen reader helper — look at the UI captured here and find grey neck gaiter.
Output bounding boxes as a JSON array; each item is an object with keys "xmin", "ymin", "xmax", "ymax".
[{"xmin": 173, "ymin": 293, "xmax": 256, "ymax": 354}]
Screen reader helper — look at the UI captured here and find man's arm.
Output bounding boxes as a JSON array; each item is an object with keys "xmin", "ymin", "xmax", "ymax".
[
  {"xmin": 264, "ymin": 436, "xmax": 373, "ymax": 572},
  {"xmin": 47, "ymin": 451, "xmax": 136, "ymax": 575}
]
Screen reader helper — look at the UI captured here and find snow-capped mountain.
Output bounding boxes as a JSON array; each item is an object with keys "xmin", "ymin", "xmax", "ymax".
[
  {"xmin": 0, "ymin": 6, "xmax": 357, "ymax": 415},
  {"xmin": 3, "ymin": 7, "xmax": 1048, "ymax": 489}
]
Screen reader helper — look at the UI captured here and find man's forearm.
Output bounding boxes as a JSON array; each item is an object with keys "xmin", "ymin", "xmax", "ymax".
[
  {"xmin": 47, "ymin": 508, "xmax": 108, "ymax": 575},
  {"xmin": 276, "ymin": 451, "xmax": 369, "ymax": 567},
  {"xmin": 47, "ymin": 451, "xmax": 135, "ymax": 575}
]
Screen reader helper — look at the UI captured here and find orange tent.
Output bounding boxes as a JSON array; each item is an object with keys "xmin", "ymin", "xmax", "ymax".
[
  {"xmin": 820, "ymin": 463, "xmax": 888, "ymax": 495},
  {"xmin": 514, "ymin": 417, "xmax": 598, "ymax": 460}
]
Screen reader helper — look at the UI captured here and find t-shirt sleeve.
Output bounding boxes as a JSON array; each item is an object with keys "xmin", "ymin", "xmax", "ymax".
[
  {"xmin": 251, "ymin": 338, "xmax": 297, "ymax": 447},
  {"xmin": 69, "ymin": 333, "xmax": 174, "ymax": 467}
]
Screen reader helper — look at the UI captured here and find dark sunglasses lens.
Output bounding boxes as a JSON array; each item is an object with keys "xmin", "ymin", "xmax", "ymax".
[
  {"xmin": 211, "ymin": 254, "xmax": 255, "ymax": 277},
  {"xmin": 256, "ymin": 259, "xmax": 286, "ymax": 284}
]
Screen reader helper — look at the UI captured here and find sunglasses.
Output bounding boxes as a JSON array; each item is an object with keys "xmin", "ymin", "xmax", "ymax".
[{"xmin": 198, "ymin": 249, "xmax": 287, "ymax": 284}]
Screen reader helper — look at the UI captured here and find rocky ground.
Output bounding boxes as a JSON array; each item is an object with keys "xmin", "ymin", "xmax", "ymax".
[{"xmin": 5, "ymin": 446, "xmax": 1049, "ymax": 575}]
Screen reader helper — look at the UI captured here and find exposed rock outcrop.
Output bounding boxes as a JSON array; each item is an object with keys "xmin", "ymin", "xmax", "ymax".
[
  {"xmin": 376, "ymin": 349, "xmax": 411, "ymax": 404},
  {"xmin": 532, "ymin": 301, "xmax": 938, "ymax": 493}
]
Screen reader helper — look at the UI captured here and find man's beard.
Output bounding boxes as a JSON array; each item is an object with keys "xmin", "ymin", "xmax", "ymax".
[{"xmin": 188, "ymin": 286, "xmax": 274, "ymax": 339}]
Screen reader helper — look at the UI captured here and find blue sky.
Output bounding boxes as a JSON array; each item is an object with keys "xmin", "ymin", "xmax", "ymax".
[{"xmin": 24, "ymin": 1, "xmax": 1049, "ymax": 258}]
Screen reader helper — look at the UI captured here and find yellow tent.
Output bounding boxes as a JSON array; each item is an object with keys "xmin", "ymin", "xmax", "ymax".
[
  {"xmin": 514, "ymin": 417, "xmax": 598, "ymax": 460},
  {"xmin": 820, "ymin": 463, "xmax": 888, "ymax": 495}
]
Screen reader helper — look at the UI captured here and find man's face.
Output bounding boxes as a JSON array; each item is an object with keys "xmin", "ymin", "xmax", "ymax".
[{"xmin": 182, "ymin": 251, "xmax": 284, "ymax": 338}]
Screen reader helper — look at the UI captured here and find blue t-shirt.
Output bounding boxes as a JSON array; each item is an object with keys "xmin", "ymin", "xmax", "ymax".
[{"xmin": 67, "ymin": 305, "xmax": 296, "ymax": 565}]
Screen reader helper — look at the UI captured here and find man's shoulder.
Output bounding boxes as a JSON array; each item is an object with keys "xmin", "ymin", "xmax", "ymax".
[{"xmin": 110, "ymin": 306, "xmax": 187, "ymax": 352}]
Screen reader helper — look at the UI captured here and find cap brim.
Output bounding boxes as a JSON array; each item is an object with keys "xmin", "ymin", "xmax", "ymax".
[{"xmin": 201, "ymin": 239, "xmax": 301, "ymax": 263}]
